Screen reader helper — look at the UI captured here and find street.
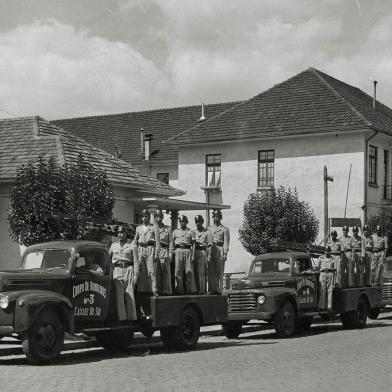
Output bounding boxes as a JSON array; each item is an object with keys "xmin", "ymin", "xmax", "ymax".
[{"xmin": 0, "ymin": 310, "xmax": 391, "ymax": 392}]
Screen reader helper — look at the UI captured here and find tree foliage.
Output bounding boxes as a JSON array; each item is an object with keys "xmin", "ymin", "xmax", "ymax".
[
  {"xmin": 368, "ymin": 211, "xmax": 392, "ymax": 256},
  {"xmin": 239, "ymin": 186, "xmax": 319, "ymax": 255},
  {"xmin": 8, "ymin": 154, "xmax": 114, "ymax": 246}
]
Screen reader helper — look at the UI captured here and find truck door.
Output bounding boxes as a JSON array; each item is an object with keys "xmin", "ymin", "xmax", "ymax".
[
  {"xmin": 293, "ymin": 257, "xmax": 318, "ymax": 309},
  {"xmin": 71, "ymin": 249, "xmax": 111, "ymax": 323}
]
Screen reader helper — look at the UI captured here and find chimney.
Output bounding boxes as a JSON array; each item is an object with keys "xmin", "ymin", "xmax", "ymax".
[
  {"xmin": 140, "ymin": 128, "xmax": 145, "ymax": 156},
  {"xmin": 373, "ymin": 80, "xmax": 378, "ymax": 110},
  {"xmin": 144, "ymin": 133, "xmax": 152, "ymax": 160},
  {"xmin": 198, "ymin": 102, "xmax": 206, "ymax": 122}
]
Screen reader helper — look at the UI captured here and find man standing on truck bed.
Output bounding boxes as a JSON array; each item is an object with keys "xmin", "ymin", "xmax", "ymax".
[
  {"xmin": 362, "ymin": 225, "xmax": 373, "ymax": 286},
  {"xmin": 327, "ymin": 230, "xmax": 343, "ymax": 288},
  {"xmin": 316, "ymin": 245, "xmax": 335, "ymax": 310},
  {"xmin": 372, "ymin": 225, "xmax": 388, "ymax": 286},
  {"xmin": 134, "ymin": 209, "xmax": 161, "ymax": 297},
  {"xmin": 351, "ymin": 227, "xmax": 363, "ymax": 286},
  {"xmin": 109, "ymin": 226, "xmax": 139, "ymax": 320},
  {"xmin": 208, "ymin": 209, "xmax": 230, "ymax": 295},
  {"xmin": 339, "ymin": 226, "xmax": 352, "ymax": 287},
  {"xmin": 172, "ymin": 215, "xmax": 196, "ymax": 294}
]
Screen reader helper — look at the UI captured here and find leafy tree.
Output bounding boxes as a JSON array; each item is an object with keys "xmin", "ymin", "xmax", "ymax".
[
  {"xmin": 368, "ymin": 211, "xmax": 392, "ymax": 256},
  {"xmin": 8, "ymin": 154, "xmax": 114, "ymax": 246},
  {"xmin": 239, "ymin": 186, "xmax": 319, "ymax": 255}
]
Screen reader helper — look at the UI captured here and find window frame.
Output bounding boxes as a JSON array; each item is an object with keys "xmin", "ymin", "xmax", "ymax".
[
  {"xmin": 258, "ymin": 149, "xmax": 275, "ymax": 188},
  {"xmin": 369, "ymin": 145, "xmax": 378, "ymax": 185},
  {"xmin": 205, "ymin": 153, "xmax": 222, "ymax": 188},
  {"xmin": 157, "ymin": 172, "xmax": 169, "ymax": 185}
]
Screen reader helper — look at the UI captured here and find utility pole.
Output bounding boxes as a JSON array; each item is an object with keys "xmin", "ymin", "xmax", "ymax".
[{"xmin": 324, "ymin": 166, "xmax": 334, "ymax": 246}]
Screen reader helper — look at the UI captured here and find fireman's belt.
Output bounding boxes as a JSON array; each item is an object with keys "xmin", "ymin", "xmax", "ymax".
[
  {"xmin": 195, "ymin": 244, "xmax": 207, "ymax": 250},
  {"xmin": 160, "ymin": 242, "xmax": 169, "ymax": 248},
  {"xmin": 114, "ymin": 261, "xmax": 133, "ymax": 268},
  {"xmin": 175, "ymin": 244, "xmax": 192, "ymax": 249},
  {"xmin": 345, "ymin": 248, "xmax": 352, "ymax": 252},
  {"xmin": 213, "ymin": 241, "xmax": 224, "ymax": 246},
  {"xmin": 331, "ymin": 252, "xmax": 340, "ymax": 255},
  {"xmin": 353, "ymin": 249, "xmax": 362, "ymax": 252},
  {"xmin": 320, "ymin": 268, "xmax": 334, "ymax": 273},
  {"xmin": 373, "ymin": 248, "xmax": 384, "ymax": 252},
  {"xmin": 365, "ymin": 247, "xmax": 373, "ymax": 252},
  {"xmin": 138, "ymin": 241, "xmax": 155, "ymax": 247}
]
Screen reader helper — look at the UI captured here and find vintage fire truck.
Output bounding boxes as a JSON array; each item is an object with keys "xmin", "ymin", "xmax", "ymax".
[
  {"xmin": 223, "ymin": 245, "xmax": 384, "ymax": 339},
  {"xmin": 0, "ymin": 240, "xmax": 227, "ymax": 364}
]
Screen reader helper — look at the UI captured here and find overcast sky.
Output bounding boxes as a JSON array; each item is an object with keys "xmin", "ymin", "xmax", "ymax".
[{"xmin": 0, "ymin": 0, "xmax": 392, "ymax": 119}]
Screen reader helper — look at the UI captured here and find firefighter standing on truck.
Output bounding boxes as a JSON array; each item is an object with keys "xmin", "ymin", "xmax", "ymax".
[
  {"xmin": 339, "ymin": 226, "xmax": 351, "ymax": 287},
  {"xmin": 193, "ymin": 215, "xmax": 212, "ymax": 294},
  {"xmin": 317, "ymin": 245, "xmax": 335, "ymax": 310},
  {"xmin": 109, "ymin": 226, "xmax": 138, "ymax": 320},
  {"xmin": 362, "ymin": 225, "xmax": 373, "ymax": 286},
  {"xmin": 327, "ymin": 230, "xmax": 342, "ymax": 287},
  {"xmin": 154, "ymin": 209, "xmax": 173, "ymax": 295},
  {"xmin": 134, "ymin": 209, "xmax": 161, "ymax": 296},
  {"xmin": 208, "ymin": 209, "xmax": 230, "ymax": 295},
  {"xmin": 172, "ymin": 215, "xmax": 196, "ymax": 294},
  {"xmin": 372, "ymin": 225, "xmax": 388, "ymax": 286},
  {"xmin": 351, "ymin": 226, "xmax": 363, "ymax": 286}
]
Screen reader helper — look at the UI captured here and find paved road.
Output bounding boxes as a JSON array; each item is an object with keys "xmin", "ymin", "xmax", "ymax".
[{"xmin": 0, "ymin": 311, "xmax": 391, "ymax": 392}]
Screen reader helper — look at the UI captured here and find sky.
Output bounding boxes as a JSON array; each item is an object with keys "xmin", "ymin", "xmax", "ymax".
[{"xmin": 0, "ymin": 0, "xmax": 392, "ymax": 120}]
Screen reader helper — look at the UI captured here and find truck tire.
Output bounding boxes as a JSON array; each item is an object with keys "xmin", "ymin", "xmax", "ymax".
[
  {"xmin": 368, "ymin": 308, "xmax": 380, "ymax": 320},
  {"xmin": 274, "ymin": 301, "xmax": 296, "ymax": 338},
  {"xmin": 96, "ymin": 330, "xmax": 134, "ymax": 353},
  {"xmin": 341, "ymin": 296, "xmax": 368, "ymax": 329},
  {"xmin": 171, "ymin": 306, "xmax": 200, "ymax": 350},
  {"xmin": 21, "ymin": 307, "xmax": 64, "ymax": 364},
  {"xmin": 295, "ymin": 316, "xmax": 313, "ymax": 330},
  {"xmin": 222, "ymin": 321, "xmax": 243, "ymax": 338}
]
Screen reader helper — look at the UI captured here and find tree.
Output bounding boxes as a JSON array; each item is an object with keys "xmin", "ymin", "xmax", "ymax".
[
  {"xmin": 239, "ymin": 186, "xmax": 319, "ymax": 255},
  {"xmin": 8, "ymin": 154, "xmax": 114, "ymax": 246},
  {"xmin": 368, "ymin": 211, "xmax": 392, "ymax": 256}
]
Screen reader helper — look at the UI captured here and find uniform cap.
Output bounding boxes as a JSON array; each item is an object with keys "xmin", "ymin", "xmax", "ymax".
[
  {"xmin": 363, "ymin": 224, "xmax": 370, "ymax": 231},
  {"xmin": 325, "ymin": 245, "xmax": 331, "ymax": 251},
  {"xmin": 353, "ymin": 226, "xmax": 359, "ymax": 232},
  {"xmin": 342, "ymin": 225, "xmax": 349, "ymax": 232},
  {"xmin": 179, "ymin": 215, "xmax": 188, "ymax": 223},
  {"xmin": 330, "ymin": 230, "xmax": 337, "ymax": 236},
  {"xmin": 154, "ymin": 209, "xmax": 164, "ymax": 217},
  {"xmin": 117, "ymin": 225, "xmax": 126, "ymax": 233},
  {"xmin": 376, "ymin": 225, "xmax": 382, "ymax": 231},
  {"xmin": 141, "ymin": 209, "xmax": 150, "ymax": 217},
  {"xmin": 212, "ymin": 209, "xmax": 222, "ymax": 217},
  {"xmin": 195, "ymin": 215, "xmax": 204, "ymax": 223}
]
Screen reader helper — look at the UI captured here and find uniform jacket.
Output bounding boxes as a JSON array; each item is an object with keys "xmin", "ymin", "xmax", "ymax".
[
  {"xmin": 157, "ymin": 224, "xmax": 174, "ymax": 255},
  {"xmin": 109, "ymin": 241, "xmax": 139, "ymax": 278},
  {"xmin": 133, "ymin": 223, "xmax": 161, "ymax": 258},
  {"xmin": 193, "ymin": 228, "xmax": 212, "ymax": 247},
  {"xmin": 372, "ymin": 235, "xmax": 388, "ymax": 252},
  {"xmin": 208, "ymin": 224, "xmax": 230, "ymax": 254},
  {"xmin": 362, "ymin": 235, "xmax": 373, "ymax": 257},
  {"xmin": 351, "ymin": 235, "xmax": 362, "ymax": 251},
  {"xmin": 172, "ymin": 227, "xmax": 195, "ymax": 246},
  {"xmin": 317, "ymin": 255, "xmax": 334, "ymax": 271},
  {"xmin": 339, "ymin": 235, "xmax": 352, "ymax": 252},
  {"xmin": 327, "ymin": 239, "xmax": 341, "ymax": 254}
]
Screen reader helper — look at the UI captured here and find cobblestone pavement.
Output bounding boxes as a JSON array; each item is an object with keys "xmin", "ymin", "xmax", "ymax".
[{"xmin": 0, "ymin": 310, "xmax": 391, "ymax": 392}]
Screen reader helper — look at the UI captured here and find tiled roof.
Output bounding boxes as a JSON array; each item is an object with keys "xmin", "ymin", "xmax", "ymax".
[
  {"xmin": 0, "ymin": 116, "xmax": 183, "ymax": 197},
  {"xmin": 165, "ymin": 67, "xmax": 392, "ymax": 145},
  {"xmin": 52, "ymin": 102, "xmax": 240, "ymax": 165}
]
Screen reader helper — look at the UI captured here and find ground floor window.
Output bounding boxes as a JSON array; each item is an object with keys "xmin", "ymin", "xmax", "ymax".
[{"xmin": 258, "ymin": 150, "xmax": 274, "ymax": 187}]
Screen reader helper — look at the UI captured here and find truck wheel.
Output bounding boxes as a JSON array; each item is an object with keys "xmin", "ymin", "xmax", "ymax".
[
  {"xmin": 341, "ymin": 296, "xmax": 368, "ymax": 329},
  {"xmin": 274, "ymin": 301, "xmax": 296, "ymax": 338},
  {"xmin": 222, "ymin": 321, "xmax": 243, "ymax": 338},
  {"xmin": 160, "ymin": 327, "xmax": 176, "ymax": 349},
  {"xmin": 295, "ymin": 316, "xmax": 313, "ymax": 330},
  {"xmin": 368, "ymin": 308, "xmax": 380, "ymax": 320},
  {"xmin": 171, "ymin": 306, "xmax": 200, "ymax": 350},
  {"xmin": 96, "ymin": 330, "xmax": 134, "ymax": 353},
  {"xmin": 21, "ymin": 307, "xmax": 64, "ymax": 364}
]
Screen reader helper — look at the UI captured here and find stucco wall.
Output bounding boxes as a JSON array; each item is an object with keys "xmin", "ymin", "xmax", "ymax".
[
  {"xmin": 177, "ymin": 132, "xmax": 366, "ymax": 273},
  {"xmin": 135, "ymin": 163, "xmax": 179, "ymax": 189}
]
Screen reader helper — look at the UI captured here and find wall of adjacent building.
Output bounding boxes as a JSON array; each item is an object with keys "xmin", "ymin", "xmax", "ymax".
[
  {"xmin": 177, "ymin": 132, "xmax": 366, "ymax": 273},
  {"xmin": 135, "ymin": 163, "xmax": 179, "ymax": 189}
]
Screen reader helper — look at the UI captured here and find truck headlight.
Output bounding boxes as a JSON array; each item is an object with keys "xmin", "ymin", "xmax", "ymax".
[
  {"xmin": 0, "ymin": 296, "xmax": 9, "ymax": 309},
  {"xmin": 257, "ymin": 294, "xmax": 266, "ymax": 305}
]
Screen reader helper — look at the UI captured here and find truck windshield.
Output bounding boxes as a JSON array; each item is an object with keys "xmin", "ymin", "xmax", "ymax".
[
  {"xmin": 251, "ymin": 258, "xmax": 291, "ymax": 275},
  {"xmin": 21, "ymin": 249, "xmax": 72, "ymax": 272}
]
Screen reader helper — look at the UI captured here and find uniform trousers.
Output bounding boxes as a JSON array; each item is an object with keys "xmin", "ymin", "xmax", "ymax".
[
  {"xmin": 209, "ymin": 245, "xmax": 225, "ymax": 293},
  {"xmin": 363, "ymin": 251, "xmax": 372, "ymax": 286},
  {"xmin": 113, "ymin": 266, "xmax": 137, "ymax": 320},
  {"xmin": 352, "ymin": 251, "xmax": 364, "ymax": 286},
  {"xmin": 318, "ymin": 271, "xmax": 334, "ymax": 310},
  {"xmin": 138, "ymin": 245, "xmax": 158, "ymax": 293},
  {"xmin": 194, "ymin": 249, "xmax": 207, "ymax": 294},
  {"xmin": 332, "ymin": 254, "xmax": 345, "ymax": 288},
  {"xmin": 345, "ymin": 251, "xmax": 355, "ymax": 287},
  {"xmin": 157, "ymin": 247, "xmax": 172, "ymax": 295},
  {"xmin": 371, "ymin": 251, "xmax": 384, "ymax": 285},
  {"xmin": 174, "ymin": 248, "xmax": 196, "ymax": 294}
]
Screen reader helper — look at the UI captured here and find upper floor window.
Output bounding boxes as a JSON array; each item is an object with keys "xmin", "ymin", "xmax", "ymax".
[
  {"xmin": 369, "ymin": 145, "xmax": 377, "ymax": 185},
  {"xmin": 157, "ymin": 172, "xmax": 169, "ymax": 184},
  {"xmin": 258, "ymin": 150, "xmax": 274, "ymax": 187},
  {"xmin": 206, "ymin": 154, "xmax": 221, "ymax": 188}
]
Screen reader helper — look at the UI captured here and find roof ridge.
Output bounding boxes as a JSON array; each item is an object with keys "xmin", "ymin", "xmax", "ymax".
[
  {"xmin": 53, "ymin": 100, "xmax": 243, "ymax": 122},
  {"xmin": 309, "ymin": 67, "xmax": 373, "ymax": 127}
]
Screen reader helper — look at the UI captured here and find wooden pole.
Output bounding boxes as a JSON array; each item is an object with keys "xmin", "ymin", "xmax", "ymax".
[{"xmin": 324, "ymin": 166, "xmax": 334, "ymax": 246}]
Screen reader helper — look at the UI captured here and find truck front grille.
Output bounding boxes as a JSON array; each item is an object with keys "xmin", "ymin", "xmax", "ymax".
[
  {"xmin": 383, "ymin": 283, "xmax": 392, "ymax": 302},
  {"xmin": 228, "ymin": 293, "xmax": 256, "ymax": 312}
]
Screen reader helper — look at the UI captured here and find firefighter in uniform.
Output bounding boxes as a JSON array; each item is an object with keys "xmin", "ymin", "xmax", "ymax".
[
  {"xmin": 317, "ymin": 245, "xmax": 335, "ymax": 311},
  {"xmin": 327, "ymin": 230, "xmax": 342, "ymax": 287},
  {"xmin": 154, "ymin": 209, "xmax": 173, "ymax": 295},
  {"xmin": 339, "ymin": 226, "xmax": 351, "ymax": 287},
  {"xmin": 133, "ymin": 209, "xmax": 161, "ymax": 296},
  {"xmin": 362, "ymin": 225, "xmax": 373, "ymax": 286},
  {"xmin": 372, "ymin": 225, "xmax": 388, "ymax": 286},
  {"xmin": 208, "ymin": 209, "xmax": 230, "ymax": 294},
  {"xmin": 193, "ymin": 215, "xmax": 212, "ymax": 294},
  {"xmin": 351, "ymin": 226, "xmax": 363, "ymax": 286},
  {"xmin": 172, "ymin": 215, "xmax": 196, "ymax": 294},
  {"xmin": 109, "ymin": 226, "xmax": 139, "ymax": 320}
]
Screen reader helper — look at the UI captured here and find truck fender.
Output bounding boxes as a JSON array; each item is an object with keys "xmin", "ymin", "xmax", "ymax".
[
  {"xmin": 13, "ymin": 290, "xmax": 74, "ymax": 334},
  {"xmin": 260, "ymin": 287, "xmax": 299, "ymax": 314}
]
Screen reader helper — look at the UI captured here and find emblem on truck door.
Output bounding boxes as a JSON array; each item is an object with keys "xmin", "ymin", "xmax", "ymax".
[{"xmin": 296, "ymin": 278, "xmax": 316, "ymax": 305}]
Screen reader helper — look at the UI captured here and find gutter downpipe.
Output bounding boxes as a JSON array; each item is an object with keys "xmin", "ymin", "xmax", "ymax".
[{"xmin": 363, "ymin": 129, "xmax": 378, "ymax": 224}]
